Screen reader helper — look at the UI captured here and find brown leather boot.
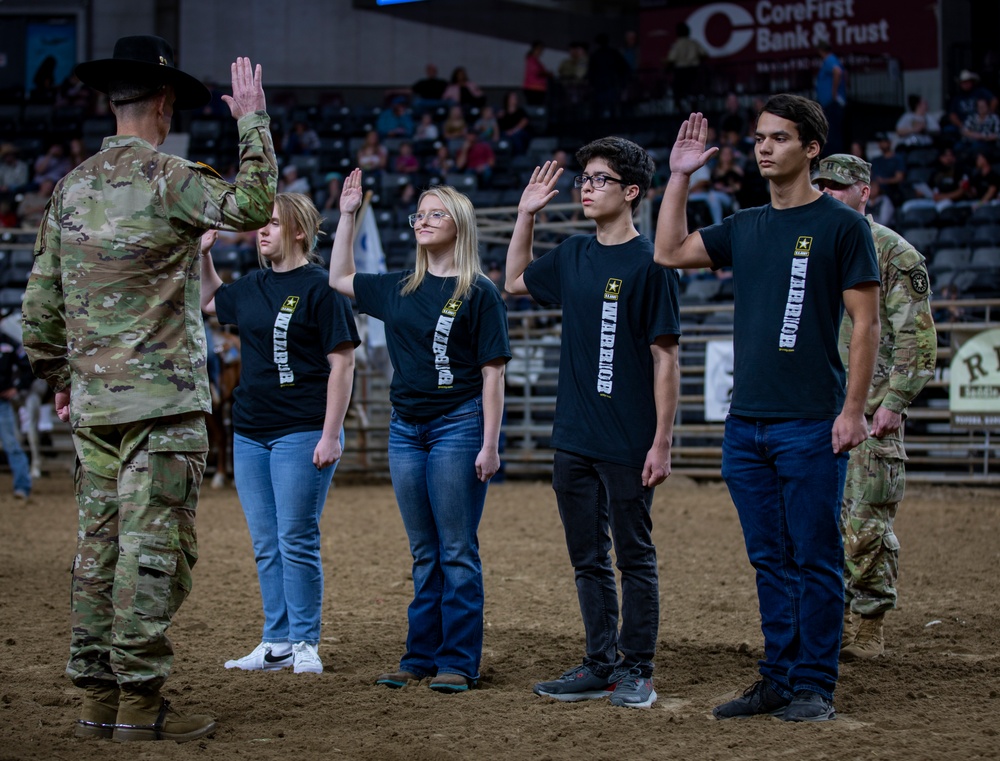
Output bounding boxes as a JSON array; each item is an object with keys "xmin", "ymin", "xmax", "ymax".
[
  {"xmin": 840, "ymin": 607, "xmax": 859, "ymax": 654},
  {"xmin": 840, "ymin": 613, "xmax": 885, "ymax": 661},
  {"xmin": 74, "ymin": 682, "xmax": 120, "ymax": 739},
  {"xmin": 113, "ymin": 689, "xmax": 216, "ymax": 743},
  {"xmin": 375, "ymin": 670, "xmax": 420, "ymax": 688}
]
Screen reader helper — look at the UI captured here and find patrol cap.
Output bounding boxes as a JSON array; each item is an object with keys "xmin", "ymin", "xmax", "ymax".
[
  {"xmin": 75, "ymin": 35, "xmax": 210, "ymax": 110},
  {"xmin": 812, "ymin": 154, "xmax": 871, "ymax": 186}
]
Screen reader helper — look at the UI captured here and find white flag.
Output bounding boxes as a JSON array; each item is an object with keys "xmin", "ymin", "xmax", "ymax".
[
  {"xmin": 353, "ymin": 205, "xmax": 387, "ymax": 348},
  {"xmin": 353, "ymin": 205, "xmax": 387, "ymax": 275}
]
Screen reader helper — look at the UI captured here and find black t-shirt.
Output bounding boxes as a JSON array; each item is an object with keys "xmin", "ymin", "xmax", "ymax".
[
  {"xmin": 523, "ymin": 234, "xmax": 681, "ymax": 469},
  {"xmin": 970, "ymin": 170, "xmax": 1000, "ymax": 200},
  {"xmin": 354, "ymin": 271, "xmax": 511, "ymax": 422},
  {"xmin": 215, "ymin": 263, "xmax": 360, "ymax": 441},
  {"xmin": 700, "ymin": 193, "xmax": 879, "ymax": 419}
]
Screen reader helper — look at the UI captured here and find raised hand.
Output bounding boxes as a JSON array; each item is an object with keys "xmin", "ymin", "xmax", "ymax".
[
  {"xmin": 340, "ymin": 168, "xmax": 364, "ymax": 215},
  {"xmin": 518, "ymin": 160, "xmax": 563, "ymax": 215},
  {"xmin": 222, "ymin": 57, "xmax": 266, "ymax": 120},
  {"xmin": 670, "ymin": 112, "xmax": 718, "ymax": 176},
  {"xmin": 200, "ymin": 229, "xmax": 217, "ymax": 255}
]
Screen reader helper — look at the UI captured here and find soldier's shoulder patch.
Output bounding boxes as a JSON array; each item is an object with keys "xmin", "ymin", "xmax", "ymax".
[
  {"xmin": 194, "ymin": 161, "xmax": 223, "ymax": 178},
  {"xmin": 909, "ymin": 267, "xmax": 930, "ymax": 295},
  {"xmin": 887, "ymin": 241, "xmax": 925, "ymax": 272}
]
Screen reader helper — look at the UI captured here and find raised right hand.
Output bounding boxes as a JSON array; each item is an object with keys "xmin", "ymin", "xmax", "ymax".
[
  {"xmin": 340, "ymin": 168, "xmax": 364, "ymax": 215},
  {"xmin": 518, "ymin": 160, "xmax": 563, "ymax": 215},
  {"xmin": 222, "ymin": 57, "xmax": 266, "ymax": 120},
  {"xmin": 670, "ymin": 112, "xmax": 719, "ymax": 177}
]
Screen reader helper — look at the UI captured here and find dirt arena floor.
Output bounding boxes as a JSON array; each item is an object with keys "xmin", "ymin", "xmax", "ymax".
[{"xmin": 1, "ymin": 470, "xmax": 998, "ymax": 761}]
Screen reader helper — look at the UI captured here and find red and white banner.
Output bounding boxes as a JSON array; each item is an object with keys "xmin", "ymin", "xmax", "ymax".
[{"xmin": 641, "ymin": 1, "xmax": 939, "ymax": 70}]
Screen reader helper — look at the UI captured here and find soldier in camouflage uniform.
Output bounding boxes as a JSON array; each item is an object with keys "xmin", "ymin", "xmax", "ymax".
[
  {"xmin": 20, "ymin": 37, "xmax": 277, "ymax": 742},
  {"xmin": 813, "ymin": 154, "xmax": 936, "ymax": 661}
]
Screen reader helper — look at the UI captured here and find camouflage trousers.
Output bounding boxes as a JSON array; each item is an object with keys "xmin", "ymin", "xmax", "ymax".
[
  {"xmin": 66, "ymin": 413, "xmax": 208, "ymax": 692},
  {"xmin": 840, "ymin": 436, "xmax": 905, "ymax": 617}
]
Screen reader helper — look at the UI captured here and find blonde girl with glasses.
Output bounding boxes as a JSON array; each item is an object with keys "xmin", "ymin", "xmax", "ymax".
[{"xmin": 329, "ymin": 169, "xmax": 511, "ymax": 694}]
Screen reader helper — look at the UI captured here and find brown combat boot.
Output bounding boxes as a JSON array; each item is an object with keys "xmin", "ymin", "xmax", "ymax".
[
  {"xmin": 74, "ymin": 682, "xmax": 120, "ymax": 739},
  {"xmin": 840, "ymin": 613, "xmax": 885, "ymax": 661},
  {"xmin": 113, "ymin": 689, "xmax": 216, "ymax": 743},
  {"xmin": 840, "ymin": 607, "xmax": 859, "ymax": 654}
]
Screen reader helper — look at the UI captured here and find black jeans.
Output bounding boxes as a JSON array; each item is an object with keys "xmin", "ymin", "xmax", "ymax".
[{"xmin": 551, "ymin": 449, "xmax": 659, "ymax": 677}]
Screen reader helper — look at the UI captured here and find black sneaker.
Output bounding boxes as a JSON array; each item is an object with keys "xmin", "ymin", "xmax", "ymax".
[
  {"xmin": 782, "ymin": 690, "xmax": 836, "ymax": 722},
  {"xmin": 713, "ymin": 679, "xmax": 790, "ymax": 719},
  {"xmin": 532, "ymin": 664, "xmax": 615, "ymax": 702}
]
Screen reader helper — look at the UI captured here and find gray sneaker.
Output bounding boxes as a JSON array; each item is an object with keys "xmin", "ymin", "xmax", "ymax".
[
  {"xmin": 609, "ymin": 668, "xmax": 657, "ymax": 708},
  {"xmin": 532, "ymin": 664, "xmax": 615, "ymax": 702}
]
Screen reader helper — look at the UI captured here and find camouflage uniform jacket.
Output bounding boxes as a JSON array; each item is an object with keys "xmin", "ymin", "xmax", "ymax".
[
  {"xmin": 21, "ymin": 111, "xmax": 277, "ymax": 427},
  {"xmin": 839, "ymin": 216, "xmax": 937, "ymax": 458}
]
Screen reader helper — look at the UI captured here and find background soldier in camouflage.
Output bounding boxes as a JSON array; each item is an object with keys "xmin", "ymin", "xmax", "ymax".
[
  {"xmin": 813, "ymin": 154, "xmax": 937, "ymax": 661},
  {"xmin": 21, "ymin": 36, "xmax": 277, "ymax": 742}
]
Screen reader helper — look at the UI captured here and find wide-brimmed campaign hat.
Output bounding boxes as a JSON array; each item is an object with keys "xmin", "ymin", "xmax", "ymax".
[{"xmin": 75, "ymin": 35, "xmax": 209, "ymax": 110}]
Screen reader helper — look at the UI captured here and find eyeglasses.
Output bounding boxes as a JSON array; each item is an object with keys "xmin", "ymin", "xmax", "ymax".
[
  {"xmin": 573, "ymin": 174, "xmax": 629, "ymax": 189},
  {"xmin": 408, "ymin": 211, "xmax": 452, "ymax": 227}
]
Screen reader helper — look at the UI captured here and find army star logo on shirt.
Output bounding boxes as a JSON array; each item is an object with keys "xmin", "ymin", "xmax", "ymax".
[{"xmin": 604, "ymin": 278, "xmax": 622, "ymax": 301}]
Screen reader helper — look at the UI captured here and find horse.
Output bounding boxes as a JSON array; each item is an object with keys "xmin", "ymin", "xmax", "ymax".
[{"xmin": 206, "ymin": 325, "xmax": 241, "ymax": 489}]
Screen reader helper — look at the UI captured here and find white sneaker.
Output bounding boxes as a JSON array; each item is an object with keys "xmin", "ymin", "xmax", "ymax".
[
  {"xmin": 292, "ymin": 642, "xmax": 323, "ymax": 674},
  {"xmin": 224, "ymin": 641, "xmax": 293, "ymax": 671}
]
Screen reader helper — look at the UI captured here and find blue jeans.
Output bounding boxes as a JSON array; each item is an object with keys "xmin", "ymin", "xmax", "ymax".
[
  {"xmin": 551, "ymin": 450, "xmax": 659, "ymax": 678},
  {"xmin": 0, "ymin": 398, "xmax": 31, "ymax": 495},
  {"xmin": 233, "ymin": 429, "xmax": 339, "ymax": 645},
  {"xmin": 388, "ymin": 396, "xmax": 488, "ymax": 681},
  {"xmin": 722, "ymin": 415, "xmax": 848, "ymax": 701}
]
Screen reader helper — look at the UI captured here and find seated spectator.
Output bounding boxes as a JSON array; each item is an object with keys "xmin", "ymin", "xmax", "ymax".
[
  {"xmin": 455, "ymin": 132, "xmax": 495, "ymax": 185},
  {"xmin": 947, "ymin": 70, "xmax": 998, "ymax": 136},
  {"xmin": 498, "ymin": 90, "xmax": 531, "ymax": 155},
  {"xmin": 711, "ymin": 144, "xmax": 744, "ymax": 205},
  {"xmin": 870, "ymin": 132, "xmax": 906, "ymax": 203},
  {"xmin": 967, "ymin": 151, "xmax": 1000, "ymax": 206},
  {"xmin": 558, "ymin": 41, "xmax": 589, "ymax": 82},
  {"xmin": 867, "ymin": 178, "xmax": 895, "ymax": 228},
  {"xmin": 55, "ymin": 72, "xmax": 94, "ymax": 110},
  {"xmin": 279, "ymin": 164, "xmax": 310, "ymax": 195},
  {"xmin": 896, "ymin": 94, "xmax": 940, "ymax": 148},
  {"xmin": 357, "ymin": 130, "xmax": 388, "ymax": 173},
  {"xmin": 473, "ymin": 105, "xmax": 500, "ymax": 144},
  {"xmin": 283, "ymin": 120, "xmax": 320, "ymax": 155},
  {"xmin": 442, "ymin": 106, "xmax": 468, "ymax": 140},
  {"xmin": 426, "ymin": 143, "xmax": 454, "ymax": 177},
  {"xmin": 414, "ymin": 112, "xmax": 439, "ymax": 141},
  {"xmin": 0, "ymin": 198, "xmax": 18, "ymax": 227},
  {"xmin": 442, "ymin": 66, "xmax": 486, "ymax": 109},
  {"xmin": 33, "ymin": 142, "xmax": 71, "ymax": 184},
  {"xmin": 411, "ymin": 63, "xmax": 448, "ymax": 114},
  {"xmin": 688, "ymin": 163, "xmax": 732, "ymax": 226},
  {"xmin": 16, "ymin": 178, "xmax": 55, "ymax": 228},
  {"xmin": 960, "ymin": 97, "xmax": 1000, "ymax": 154},
  {"xmin": 393, "ymin": 141, "xmax": 421, "ymax": 175},
  {"xmin": 376, "ymin": 97, "xmax": 415, "ymax": 139},
  {"xmin": 718, "ymin": 93, "xmax": 749, "ymax": 147},
  {"xmin": 67, "ymin": 137, "xmax": 90, "ymax": 170},
  {"xmin": 320, "ymin": 172, "xmax": 343, "ymax": 212},
  {"xmin": 0, "ymin": 144, "xmax": 29, "ymax": 195},
  {"xmin": 902, "ymin": 146, "xmax": 967, "ymax": 213},
  {"xmin": 933, "ymin": 284, "xmax": 967, "ymax": 332}
]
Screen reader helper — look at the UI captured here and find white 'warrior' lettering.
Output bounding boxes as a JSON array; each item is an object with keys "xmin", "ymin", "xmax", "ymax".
[
  {"xmin": 598, "ymin": 301, "xmax": 618, "ymax": 394},
  {"xmin": 779, "ymin": 257, "xmax": 809, "ymax": 349},
  {"xmin": 274, "ymin": 311, "xmax": 295, "ymax": 385},
  {"xmin": 433, "ymin": 315, "xmax": 455, "ymax": 386}
]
